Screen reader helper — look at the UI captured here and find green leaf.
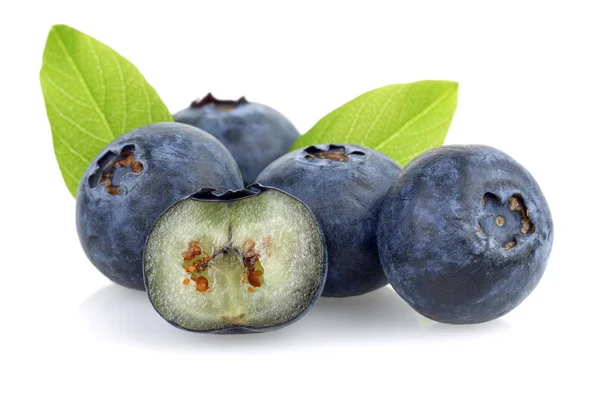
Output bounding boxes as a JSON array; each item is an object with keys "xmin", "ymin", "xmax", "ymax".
[
  {"xmin": 40, "ymin": 24, "xmax": 173, "ymax": 197},
  {"xmin": 291, "ymin": 80, "xmax": 459, "ymax": 166}
]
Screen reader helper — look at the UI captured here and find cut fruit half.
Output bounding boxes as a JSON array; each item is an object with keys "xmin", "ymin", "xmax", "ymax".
[{"xmin": 143, "ymin": 184, "xmax": 327, "ymax": 333}]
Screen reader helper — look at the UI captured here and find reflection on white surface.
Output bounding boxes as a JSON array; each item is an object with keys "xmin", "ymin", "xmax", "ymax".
[{"xmin": 75, "ymin": 284, "xmax": 510, "ymax": 350}]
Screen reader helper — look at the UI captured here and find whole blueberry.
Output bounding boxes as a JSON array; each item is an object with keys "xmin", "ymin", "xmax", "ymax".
[
  {"xmin": 256, "ymin": 144, "xmax": 402, "ymax": 297},
  {"xmin": 174, "ymin": 93, "xmax": 300, "ymax": 185},
  {"xmin": 76, "ymin": 122, "xmax": 244, "ymax": 290},
  {"xmin": 377, "ymin": 145, "xmax": 553, "ymax": 324}
]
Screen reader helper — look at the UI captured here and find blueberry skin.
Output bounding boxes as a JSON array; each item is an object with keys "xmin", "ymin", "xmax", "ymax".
[
  {"xmin": 377, "ymin": 145, "xmax": 553, "ymax": 324},
  {"xmin": 256, "ymin": 144, "xmax": 402, "ymax": 297},
  {"xmin": 174, "ymin": 94, "xmax": 300, "ymax": 185},
  {"xmin": 76, "ymin": 122, "xmax": 244, "ymax": 290}
]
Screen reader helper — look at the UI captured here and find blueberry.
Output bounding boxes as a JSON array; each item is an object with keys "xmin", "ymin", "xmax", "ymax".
[
  {"xmin": 377, "ymin": 145, "xmax": 553, "ymax": 324},
  {"xmin": 76, "ymin": 122, "xmax": 244, "ymax": 290},
  {"xmin": 144, "ymin": 185, "xmax": 327, "ymax": 333},
  {"xmin": 174, "ymin": 93, "xmax": 300, "ymax": 184},
  {"xmin": 256, "ymin": 144, "xmax": 402, "ymax": 297}
]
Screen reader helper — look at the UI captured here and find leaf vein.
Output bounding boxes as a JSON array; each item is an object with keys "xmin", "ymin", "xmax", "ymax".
[
  {"xmin": 86, "ymin": 36, "xmax": 106, "ymax": 108},
  {"xmin": 54, "ymin": 29, "xmax": 115, "ymax": 139},
  {"xmin": 362, "ymin": 85, "xmax": 407, "ymax": 143},
  {"xmin": 44, "ymin": 63, "xmax": 74, "ymax": 80},
  {"xmin": 112, "ymin": 53, "xmax": 127, "ymax": 133},
  {"xmin": 55, "ymin": 134, "xmax": 92, "ymax": 165},
  {"xmin": 375, "ymin": 88, "xmax": 455, "ymax": 150},
  {"xmin": 59, "ymin": 160, "xmax": 82, "ymax": 186},
  {"xmin": 140, "ymin": 77, "xmax": 152, "ymax": 124},
  {"xmin": 42, "ymin": 72, "xmax": 93, "ymax": 110},
  {"xmin": 343, "ymin": 102, "xmax": 368, "ymax": 142},
  {"xmin": 46, "ymin": 97, "xmax": 107, "ymax": 143}
]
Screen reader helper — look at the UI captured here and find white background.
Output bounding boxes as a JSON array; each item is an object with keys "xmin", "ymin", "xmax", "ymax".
[{"xmin": 1, "ymin": 1, "xmax": 598, "ymax": 399}]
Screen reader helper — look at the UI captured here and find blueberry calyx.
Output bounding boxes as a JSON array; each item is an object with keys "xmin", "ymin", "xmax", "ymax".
[
  {"xmin": 303, "ymin": 144, "xmax": 366, "ymax": 162},
  {"xmin": 190, "ymin": 93, "xmax": 249, "ymax": 110},
  {"xmin": 88, "ymin": 144, "xmax": 144, "ymax": 195},
  {"xmin": 478, "ymin": 192, "xmax": 535, "ymax": 251}
]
